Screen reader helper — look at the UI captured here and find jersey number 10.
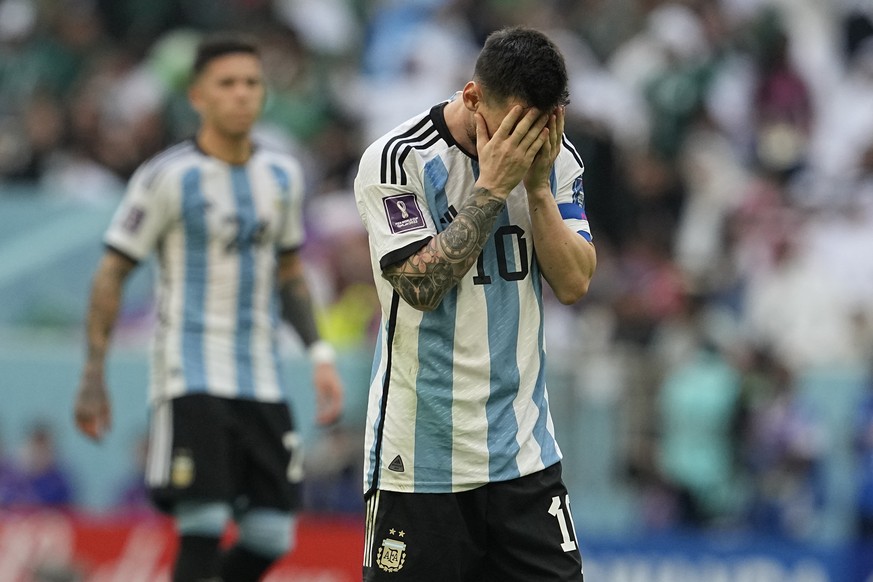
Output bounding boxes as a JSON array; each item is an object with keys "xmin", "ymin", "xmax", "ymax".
[
  {"xmin": 549, "ymin": 494, "xmax": 579, "ymax": 552},
  {"xmin": 473, "ymin": 225, "xmax": 529, "ymax": 285}
]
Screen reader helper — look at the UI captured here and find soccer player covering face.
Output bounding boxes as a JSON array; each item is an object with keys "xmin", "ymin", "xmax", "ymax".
[
  {"xmin": 354, "ymin": 26, "xmax": 596, "ymax": 582},
  {"xmin": 73, "ymin": 37, "xmax": 343, "ymax": 582}
]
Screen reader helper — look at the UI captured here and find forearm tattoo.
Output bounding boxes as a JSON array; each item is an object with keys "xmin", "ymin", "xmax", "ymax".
[
  {"xmin": 86, "ymin": 258, "xmax": 133, "ymax": 367},
  {"xmin": 383, "ymin": 187, "xmax": 505, "ymax": 310},
  {"xmin": 279, "ymin": 273, "xmax": 320, "ymax": 346}
]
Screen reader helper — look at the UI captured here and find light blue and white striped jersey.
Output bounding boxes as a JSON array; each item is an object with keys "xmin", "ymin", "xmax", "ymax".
[
  {"xmin": 354, "ymin": 102, "xmax": 591, "ymax": 494},
  {"xmin": 104, "ymin": 140, "xmax": 305, "ymax": 403}
]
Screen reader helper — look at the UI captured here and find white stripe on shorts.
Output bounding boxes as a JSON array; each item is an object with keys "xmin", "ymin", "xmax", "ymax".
[
  {"xmin": 145, "ymin": 399, "xmax": 173, "ymax": 487},
  {"xmin": 363, "ymin": 490, "xmax": 381, "ymax": 568}
]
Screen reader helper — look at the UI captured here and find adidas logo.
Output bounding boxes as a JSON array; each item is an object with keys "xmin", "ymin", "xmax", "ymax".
[
  {"xmin": 438, "ymin": 205, "xmax": 458, "ymax": 226},
  {"xmin": 388, "ymin": 455, "xmax": 405, "ymax": 472}
]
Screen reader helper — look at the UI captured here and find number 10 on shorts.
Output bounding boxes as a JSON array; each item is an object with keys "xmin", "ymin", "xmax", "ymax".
[{"xmin": 548, "ymin": 495, "xmax": 579, "ymax": 552}]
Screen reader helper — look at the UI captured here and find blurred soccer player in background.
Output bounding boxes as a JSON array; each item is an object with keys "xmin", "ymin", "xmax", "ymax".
[
  {"xmin": 354, "ymin": 26, "xmax": 596, "ymax": 581},
  {"xmin": 73, "ymin": 36, "xmax": 343, "ymax": 582}
]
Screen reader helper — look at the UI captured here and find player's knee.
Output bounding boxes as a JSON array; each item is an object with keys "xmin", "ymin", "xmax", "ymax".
[
  {"xmin": 237, "ymin": 508, "xmax": 296, "ymax": 559},
  {"xmin": 174, "ymin": 500, "xmax": 232, "ymax": 537}
]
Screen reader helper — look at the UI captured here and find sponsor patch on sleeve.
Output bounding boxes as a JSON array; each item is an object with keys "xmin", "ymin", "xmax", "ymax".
[
  {"xmin": 122, "ymin": 206, "xmax": 146, "ymax": 233},
  {"xmin": 383, "ymin": 193, "xmax": 426, "ymax": 234}
]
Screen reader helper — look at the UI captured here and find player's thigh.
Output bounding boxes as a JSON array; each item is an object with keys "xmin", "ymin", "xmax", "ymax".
[
  {"xmin": 232, "ymin": 400, "xmax": 301, "ymax": 512},
  {"xmin": 485, "ymin": 463, "xmax": 584, "ymax": 582},
  {"xmin": 363, "ymin": 489, "xmax": 486, "ymax": 582},
  {"xmin": 146, "ymin": 394, "xmax": 235, "ymax": 513}
]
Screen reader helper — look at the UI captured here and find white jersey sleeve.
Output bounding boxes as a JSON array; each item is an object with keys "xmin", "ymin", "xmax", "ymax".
[
  {"xmin": 554, "ymin": 136, "xmax": 592, "ymax": 242},
  {"xmin": 354, "ymin": 140, "xmax": 437, "ymax": 270},
  {"xmin": 104, "ymin": 164, "xmax": 178, "ymax": 261},
  {"xmin": 275, "ymin": 156, "xmax": 306, "ymax": 251}
]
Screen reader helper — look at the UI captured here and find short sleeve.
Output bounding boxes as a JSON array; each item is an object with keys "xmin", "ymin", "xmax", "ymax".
[
  {"xmin": 553, "ymin": 138, "xmax": 592, "ymax": 242},
  {"xmin": 275, "ymin": 157, "xmax": 306, "ymax": 251},
  {"xmin": 103, "ymin": 165, "xmax": 177, "ymax": 261},
  {"xmin": 354, "ymin": 144, "xmax": 436, "ymax": 270}
]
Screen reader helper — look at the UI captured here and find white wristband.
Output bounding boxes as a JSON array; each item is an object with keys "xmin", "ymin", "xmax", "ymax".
[{"xmin": 308, "ymin": 340, "xmax": 336, "ymax": 365}]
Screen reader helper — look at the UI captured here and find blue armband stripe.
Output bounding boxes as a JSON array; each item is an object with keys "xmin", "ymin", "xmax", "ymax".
[{"xmin": 558, "ymin": 203, "xmax": 585, "ymax": 220}]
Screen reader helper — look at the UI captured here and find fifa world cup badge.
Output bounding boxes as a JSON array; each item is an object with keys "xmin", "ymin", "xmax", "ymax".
[{"xmin": 377, "ymin": 537, "xmax": 407, "ymax": 572}]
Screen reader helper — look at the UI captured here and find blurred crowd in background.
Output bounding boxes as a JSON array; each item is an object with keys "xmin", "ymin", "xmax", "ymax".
[{"xmin": 2, "ymin": 0, "xmax": 873, "ymax": 545}]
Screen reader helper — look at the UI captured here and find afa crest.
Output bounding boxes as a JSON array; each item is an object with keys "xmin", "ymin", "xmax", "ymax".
[
  {"xmin": 377, "ymin": 537, "xmax": 407, "ymax": 573},
  {"xmin": 171, "ymin": 449, "xmax": 195, "ymax": 488}
]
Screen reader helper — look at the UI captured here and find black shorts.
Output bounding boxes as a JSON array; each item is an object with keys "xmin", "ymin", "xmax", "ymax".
[
  {"xmin": 363, "ymin": 462, "xmax": 584, "ymax": 582},
  {"xmin": 145, "ymin": 394, "xmax": 302, "ymax": 514}
]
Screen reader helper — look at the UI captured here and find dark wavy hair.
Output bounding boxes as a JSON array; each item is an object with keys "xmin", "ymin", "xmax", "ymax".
[
  {"xmin": 192, "ymin": 35, "xmax": 260, "ymax": 78},
  {"xmin": 473, "ymin": 26, "xmax": 570, "ymax": 110}
]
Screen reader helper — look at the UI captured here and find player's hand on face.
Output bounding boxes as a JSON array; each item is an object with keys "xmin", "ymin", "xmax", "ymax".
[
  {"xmin": 313, "ymin": 362, "xmax": 344, "ymax": 426},
  {"xmin": 475, "ymin": 105, "xmax": 550, "ymax": 198},
  {"xmin": 523, "ymin": 106, "xmax": 564, "ymax": 193},
  {"xmin": 74, "ymin": 369, "xmax": 112, "ymax": 442}
]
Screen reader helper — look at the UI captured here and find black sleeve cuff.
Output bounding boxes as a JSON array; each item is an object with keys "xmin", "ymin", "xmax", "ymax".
[
  {"xmin": 104, "ymin": 243, "xmax": 140, "ymax": 265},
  {"xmin": 379, "ymin": 237, "xmax": 432, "ymax": 270},
  {"xmin": 278, "ymin": 245, "xmax": 303, "ymax": 255}
]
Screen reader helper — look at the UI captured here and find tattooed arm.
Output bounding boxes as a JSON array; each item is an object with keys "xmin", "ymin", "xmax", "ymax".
[
  {"xmin": 74, "ymin": 249, "xmax": 138, "ymax": 441},
  {"xmin": 278, "ymin": 251, "xmax": 321, "ymax": 347},
  {"xmin": 277, "ymin": 251, "xmax": 344, "ymax": 424},
  {"xmin": 381, "ymin": 105, "xmax": 550, "ymax": 311},
  {"xmin": 382, "ymin": 188, "xmax": 506, "ymax": 311}
]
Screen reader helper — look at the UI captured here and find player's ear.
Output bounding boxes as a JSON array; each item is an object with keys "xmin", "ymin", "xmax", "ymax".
[
  {"xmin": 188, "ymin": 83, "xmax": 204, "ymax": 115},
  {"xmin": 461, "ymin": 81, "xmax": 481, "ymax": 113}
]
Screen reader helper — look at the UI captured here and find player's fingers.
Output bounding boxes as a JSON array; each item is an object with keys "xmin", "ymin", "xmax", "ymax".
[
  {"xmin": 548, "ymin": 113, "xmax": 558, "ymax": 150},
  {"xmin": 523, "ymin": 123, "xmax": 550, "ymax": 160},
  {"xmin": 318, "ymin": 392, "xmax": 342, "ymax": 425},
  {"xmin": 509, "ymin": 108, "xmax": 543, "ymax": 145},
  {"xmin": 314, "ymin": 369, "xmax": 343, "ymax": 425},
  {"xmin": 494, "ymin": 105, "xmax": 525, "ymax": 140},
  {"xmin": 325, "ymin": 404, "xmax": 342, "ymax": 425},
  {"xmin": 474, "ymin": 112, "xmax": 491, "ymax": 149},
  {"xmin": 555, "ymin": 106, "xmax": 565, "ymax": 137},
  {"xmin": 76, "ymin": 417, "xmax": 104, "ymax": 441},
  {"xmin": 74, "ymin": 405, "xmax": 93, "ymax": 428},
  {"xmin": 541, "ymin": 116, "xmax": 558, "ymax": 162},
  {"xmin": 76, "ymin": 400, "xmax": 110, "ymax": 438},
  {"xmin": 553, "ymin": 107, "xmax": 564, "ymax": 153},
  {"xmin": 519, "ymin": 112, "xmax": 550, "ymax": 151},
  {"xmin": 329, "ymin": 385, "xmax": 344, "ymax": 422},
  {"xmin": 537, "ymin": 128, "xmax": 553, "ymax": 161}
]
